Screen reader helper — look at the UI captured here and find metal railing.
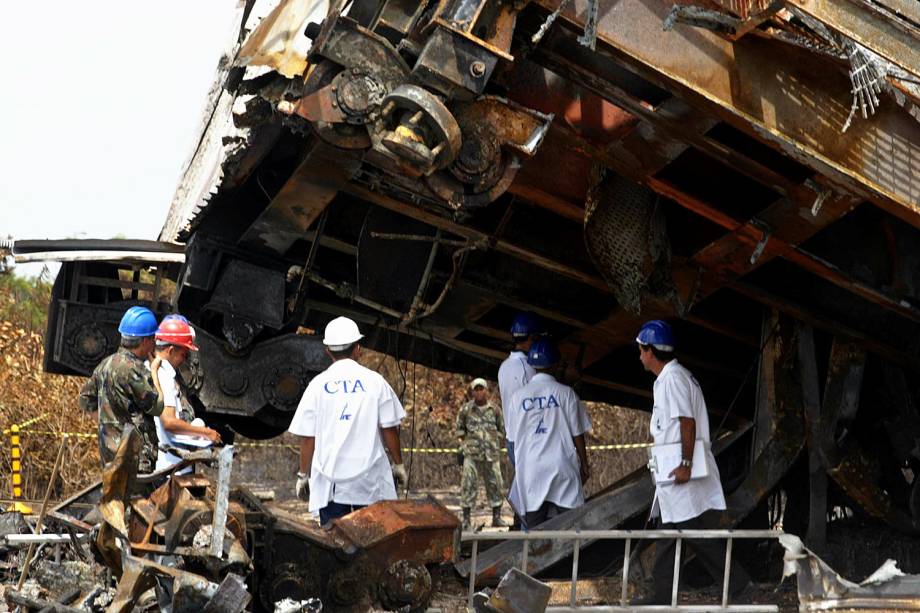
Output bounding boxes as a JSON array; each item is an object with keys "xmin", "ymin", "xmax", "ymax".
[{"xmin": 461, "ymin": 529, "xmax": 783, "ymax": 612}]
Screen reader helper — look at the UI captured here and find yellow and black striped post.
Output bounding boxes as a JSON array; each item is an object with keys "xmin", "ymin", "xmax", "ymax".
[{"xmin": 8, "ymin": 424, "xmax": 32, "ymax": 514}]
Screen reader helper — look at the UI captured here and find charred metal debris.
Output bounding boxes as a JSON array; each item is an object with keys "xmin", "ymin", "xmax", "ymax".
[{"xmin": 1, "ymin": 427, "xmax": 458, "ymax": 613}]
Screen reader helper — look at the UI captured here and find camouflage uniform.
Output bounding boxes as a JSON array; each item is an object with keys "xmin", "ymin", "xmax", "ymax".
[
  {"xmin": 456, "ymin": 400, "xmax": 505, "ymax": 508},
  {"xmin": 79, "ymin": 348, "xmax": 163, "ymax": 473}
]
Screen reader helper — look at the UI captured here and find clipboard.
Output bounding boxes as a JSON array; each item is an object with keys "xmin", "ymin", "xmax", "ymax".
[{"xmin": 647, "ymin": 439, "xmax": 711, "ymax": 484}]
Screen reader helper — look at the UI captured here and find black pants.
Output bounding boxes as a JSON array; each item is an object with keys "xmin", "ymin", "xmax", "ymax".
[
  {"xmin": 523, "ymin": 501, "xmax": 570, "ymax": 530},
  {"xmin": 650, "ymin": 510, "xmax": 751, "ymax": 602},
  {"xmin": 319, "ymin": 501, "xmax": 366, "ymax": 525}
]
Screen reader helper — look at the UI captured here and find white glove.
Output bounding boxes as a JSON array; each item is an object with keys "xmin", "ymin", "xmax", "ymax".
[
  {"xmin": 295, "ymin": 471, "xmax": 309, "ymax": 500},
  {"xmin": 392, "ymin": 463, "xmax": 408, "ymax": 487}
]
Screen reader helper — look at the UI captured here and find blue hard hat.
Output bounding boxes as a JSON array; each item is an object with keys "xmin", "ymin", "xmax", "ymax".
[
  {"xmin": 118, "ymin": 306, "xmax": 158, "ymax": 338},
  {"xmin": 510, "ymin": 312, "xmax": 542, "ymax": 339},
  {"xmin": 527, "ymin": 337, "xmax": 560, "ymax": 367},
  {"xmin": 636, "ymin": 320, "xmax": 675, "ymax": 351}
]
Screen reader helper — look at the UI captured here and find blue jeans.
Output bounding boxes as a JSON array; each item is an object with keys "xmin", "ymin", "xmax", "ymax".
[{"xmin": 319, "ymin": 501, "xmax": 366, "ymax": 525}]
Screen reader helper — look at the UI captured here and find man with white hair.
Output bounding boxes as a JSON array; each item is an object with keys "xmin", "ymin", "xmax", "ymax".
[{"xmin": 288, "ymin": 316, "xmax": 407, "ymax": 524}]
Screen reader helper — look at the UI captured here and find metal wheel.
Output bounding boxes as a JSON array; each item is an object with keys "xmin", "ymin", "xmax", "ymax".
[{"xmin": 378, "ymin": 84, "xmax": 461, "ymax": 172}]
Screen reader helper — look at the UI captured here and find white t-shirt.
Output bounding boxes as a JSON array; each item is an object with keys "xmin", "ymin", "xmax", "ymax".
[
  {"xmin": 506, "ymin": 373, "xmax": 592, "ymax": 514},
  {"xmin": 288, "ymin": 358, "xmax": 406, "ymax": 514},
  {"xmin": 650, "ymin": 360, "xmax": 726, "ymax": 523},
  {"xmin": 148, "ymin": 360, "xmax": 191, "ymax": 474},
  {"xmin": 498, "ymin": 351, "xmax": 536, "ymax": 426}
]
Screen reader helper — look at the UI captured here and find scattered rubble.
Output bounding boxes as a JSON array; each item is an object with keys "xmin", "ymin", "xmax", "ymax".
[
  {"xmin": 473, "ymin": 568, "xmax": 552, "ymax": 613},
  {"xmin": 781, "ymin": 534, "xmax": 920, "ymax": 611}
]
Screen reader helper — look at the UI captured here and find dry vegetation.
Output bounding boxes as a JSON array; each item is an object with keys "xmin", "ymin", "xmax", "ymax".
[
  {"xmin": 0, "ymin": 271, "xmax": 98, "ymax": 502},
  {"xmin": 0, "ymin": 264, "xmax": 650, "ymax": 504}
]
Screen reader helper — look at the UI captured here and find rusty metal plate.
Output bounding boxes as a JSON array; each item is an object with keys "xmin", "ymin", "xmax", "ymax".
[{"xmin": 329, "ymin": 497, "xmax": 459, "ymax": 564}]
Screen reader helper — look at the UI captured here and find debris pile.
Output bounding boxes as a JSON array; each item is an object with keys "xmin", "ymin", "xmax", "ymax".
[{"xmin": 1, "ymin": 422, "xmax": 460, "ymax": 613}]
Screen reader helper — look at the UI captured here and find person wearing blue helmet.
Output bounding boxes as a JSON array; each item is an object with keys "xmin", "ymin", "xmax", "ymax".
[
  {"xmin": 506, "ymin": 337, "xmax": 591, "ymax": 529},
  {"xmin": 633, "ymin": 320, "xmax": 751, "ymax": 604},
  {"xmin": 79, "ymin": 306, "xmax": 164, "ymax": 473},
  {"xmin": 497, "ymin": 312, "xmax": 543, "ymax": 466}
]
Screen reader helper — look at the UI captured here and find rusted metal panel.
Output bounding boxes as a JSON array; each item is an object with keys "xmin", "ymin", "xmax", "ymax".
[
  {"xmin": 237, "ymin": 0, "xmax": 329, "ymax": 78},
  {"xmin": 238, "ymin": 141, "xmax": 362, "ymax": 255},
  {"xmin": 787, "ymin": 0, "xmax": 920, "ymax": 81},
  {"xmin": 536, "ymin": 0, "xmax": 920, "ymax": 228}
]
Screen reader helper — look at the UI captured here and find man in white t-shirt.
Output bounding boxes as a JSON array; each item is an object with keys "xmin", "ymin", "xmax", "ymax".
[
  {"xmin": 497, "ymin": 312, "xmax": 542, "ymax": 466},
  {"xmin": 507, "ymin": 337, "xmax": 591, "ymax": 529},
  {"xmin": 635, "ymin": 320, "xmax": 750, "ymax": 604},
  {"xmin": 150, "ymin": 315, "xmax": 221, "ymax": 474},
  {"xmin": 288, "ymin": 317, "xmax": 407, "ymax": 525}
]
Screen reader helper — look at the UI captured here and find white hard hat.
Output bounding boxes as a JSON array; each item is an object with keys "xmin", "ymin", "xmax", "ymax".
[
  {"xmin": 470, "ymin": 377, "xmax": 488, "ymax": 390},
  {"xmin": 323, "ymin": 316, "xmax": 364, "ymax": 350}
]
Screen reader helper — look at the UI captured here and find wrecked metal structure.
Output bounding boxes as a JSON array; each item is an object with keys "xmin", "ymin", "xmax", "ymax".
[
  {"xmin": 3, "ymin": 431, "xmax": 458, "ymax": 612},
  {"xmin": 15, "ymin": 0, "xmax": 920, "ymax": 581}
]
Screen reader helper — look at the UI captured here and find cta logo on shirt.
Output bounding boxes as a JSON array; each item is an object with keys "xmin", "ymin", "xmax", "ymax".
[
  {"xmin": 323, "ymin": 379, "xmax": 366, "ymax": 394},
  {"xmin": 521, "ymin": 395, "xmax": 558, "ymax": 434},
  {"xmin": 520, "ymin": 395, "xmax": 559, "ymax": 411}
]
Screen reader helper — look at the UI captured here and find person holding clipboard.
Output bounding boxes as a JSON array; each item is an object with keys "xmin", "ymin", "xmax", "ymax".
[
  {"xmin": 150, "ymin": 315, "xmax": 222, "ymax": 475},
  {"xmin": 634, "ymin": 320, "xmax": 751, "ymax": 605}
]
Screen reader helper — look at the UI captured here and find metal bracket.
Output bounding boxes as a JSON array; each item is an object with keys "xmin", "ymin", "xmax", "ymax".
[
  {"xmin": 749, "ymin": 220, "xmax": 772, "ymax": 265},
  {"xmin": 805, "ymin": 179, "xmax": 833, "ymax": 217},
  {"xmin": 578, "ymin": 0, "xmax": 599, "ymax": 50}
]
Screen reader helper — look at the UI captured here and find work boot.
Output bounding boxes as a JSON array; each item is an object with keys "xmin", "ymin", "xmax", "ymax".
[
  {"xmin": 462, "ymin": 507, "xmax": 472, "ymax": 531},
  {"xmin": 491, "ymin": 506, "xmax": 507, "ymax": 528}
]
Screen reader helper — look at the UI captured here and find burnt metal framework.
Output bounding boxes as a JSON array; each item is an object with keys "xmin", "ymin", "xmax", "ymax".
[
  {"xmin": 160, "ymin": 0, "xmax": 920, "ymax": 409},
  {"xmin": 35, "ymin": 0, "xmax": 920, "ymax": 551}
]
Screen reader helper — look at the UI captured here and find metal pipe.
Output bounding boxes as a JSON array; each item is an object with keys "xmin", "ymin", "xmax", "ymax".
[
  {"xmin": 671, "ymin": 538, "xmax": 682, "ymax": 607},
  {"xmin": 722, "ymin": 537, "xmax": 733, "ymax": 607},
  {"xmin": 460, "ymin": 529, "xmax": 782, "ymax": 541},
  {"xmin": 209, "ymin": 445, "xmax": 234, "ymax": 558},
  {"xmin": 545, "ymin": 606, "xmax": 777, "ymax": 612},
  {"xmin": 17, "ymin": 435, "xmax": 67, "ymax": 590},
  {"xmin": 522, "ymin": 539, "xmax": 529, "ymax": 573},
  {"xmin": 621, "ymin": 538, "xmax": 631, "ymax": 606},
  {"xmin": 570, "ymin": 538, "xmax": 581, "ymax": 608},
  {"xmin": 369, "ymin": 231, "xmax": 467, "ymax": 247},
  {"xmin": 2, "ymin": 534, "xmax": 90, "ymax": 546},
  {"xmin": 404, "ymin": 230, "xmax": 441, "ymax": 323},
  {"xmin": 468, "ymin": 539, "xmax": 479, "ymax": 607}
]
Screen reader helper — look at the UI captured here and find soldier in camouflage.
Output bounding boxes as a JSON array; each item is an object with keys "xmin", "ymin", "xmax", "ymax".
[
  {"xmin": 456, "ymin": 378, "xmax": 507, "ymax": 530},
  {"xmin": 79, "ymin": 306, "xmax": 164, "ymax": 474}
]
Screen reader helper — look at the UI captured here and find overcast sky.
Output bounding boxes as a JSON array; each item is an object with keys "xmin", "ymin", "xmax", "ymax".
[{"xmin": 0, "ymin": 1, "xmax": 239, "ymax": 275}]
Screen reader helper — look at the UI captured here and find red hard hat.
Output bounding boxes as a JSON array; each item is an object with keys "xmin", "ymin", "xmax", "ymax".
[{"xmin": 155, "ymin": 318, "xmax": 199, "ymax": 351}]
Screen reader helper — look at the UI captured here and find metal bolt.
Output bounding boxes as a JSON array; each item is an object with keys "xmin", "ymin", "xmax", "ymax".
[
  {"xmin": 469, "ymin": 61, "xmax": 486, "ymax": 78},
  {"xmin": 408, "ymin": 111, "xmax": 424, "ymax": 126}
]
